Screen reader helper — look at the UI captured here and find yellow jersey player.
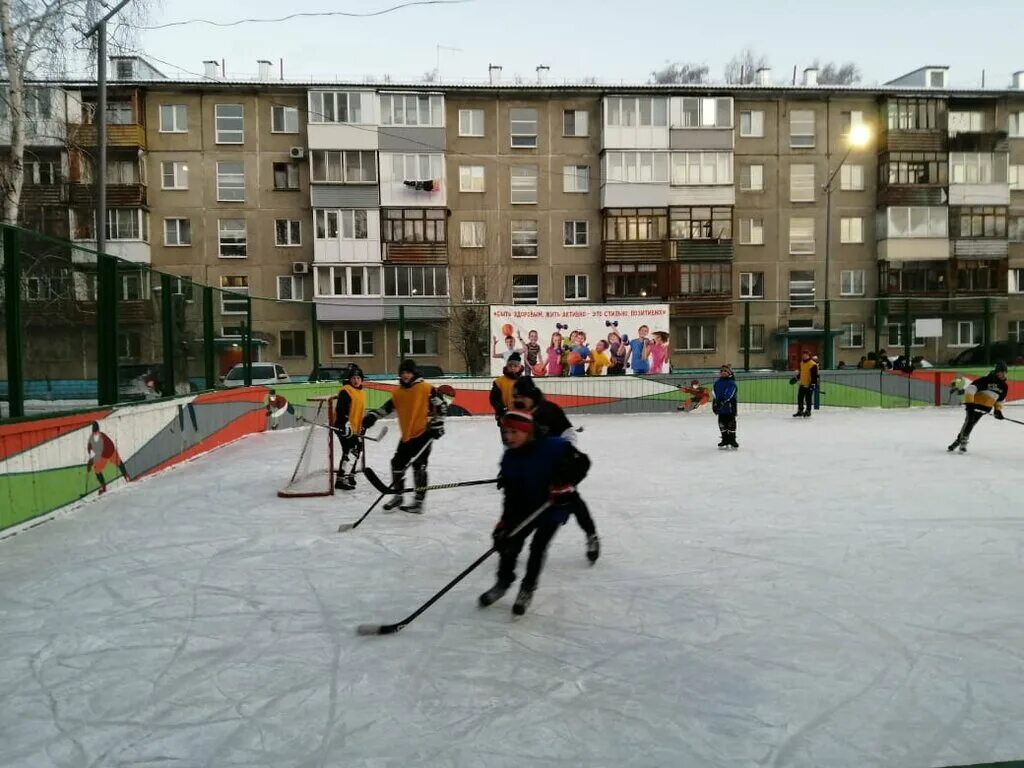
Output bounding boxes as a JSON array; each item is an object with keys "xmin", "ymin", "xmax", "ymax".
[
  {"xmin": 334, "ymin": 365, "xmax": 367, "ymax": 490},
  {"xmin": 948, "ymin": 361, "xmax": 1009, "ymax": 453}
]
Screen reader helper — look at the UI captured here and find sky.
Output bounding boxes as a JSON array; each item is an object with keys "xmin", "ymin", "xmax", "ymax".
[{"xmin": 130, "ymin": 0, "xmax": 1022, "ymax": 87}]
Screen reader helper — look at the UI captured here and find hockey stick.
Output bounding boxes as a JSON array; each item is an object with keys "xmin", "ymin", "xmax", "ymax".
[
  {"xmin": 362, "ymin": 468, "xmax": 498, "ymax": 495},
  {"xmin": 356, "ymin": 500, "xmax": 553, "ymax": 636},
  {"xmin": 1000, "ymin": 415, "xmax": 1024, "ymax": 426},
  {"xmin": 337, "ymin": 438, "xmax": 434, "ymax": 533},
  {"xmin": 328, "ymin": 424, "xmax": 389, "ymax": 442}
]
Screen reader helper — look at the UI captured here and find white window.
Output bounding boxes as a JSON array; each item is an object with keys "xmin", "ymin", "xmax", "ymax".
[
  {"xmin": 950, "ymin": 152, "xmax": 1002, "ymax": 184},
  {"xmin": 218, "ymin": 219, "xmax": 247, "ymax": 258},
  {"xmin": 1010, "ymin": 112, "xmax": 1024, "ymax": 138},
  {"xmin": 391, "ymin": 153, "xmax": 443, "ymax": 183},
  {"xmin": 949, "ymin": 111, "xmax": 984, "ymax": 133},
  {"xmin": 458, "ymin": 108, "xmax": 484, "ymax": 136},
  {"xmin": 604, "ymin": 151, "xmax": 671, "ymax": 183},
  {"xmin": 789, "ymin": 270, "xmax": 815, "ymax": 307},
  {"xmin": 161, "ymin": 161, "xmax": 188, "ymax": 190},
  {"xmin": 886, "ymin": 323, "xmax": 925, "ymax": 348},
  {"xmin": 790, "ymin": 109, "xmax": 815, "ymax": 148},
  {"xmin": 563, "ymin": 165, "xmax": 589, "ymax": 193},
  {"xmin": 25, "ymin": 161, "xmax": 57, "ymax": 185},
  {"xmin": 1009, "ymin": 268, "xmax": 1024, "ymax": 293},
  {"xmin": 511, "ymin": 165, "xmax": 538, "ymax": 204},
  {"xmin": 740, "ymin": 164, "xmax": 764, "ymax": 191},
  {"xmin": 402, "ymin": 329, "xmax": 440, "ymax": 356},
  {"xmin": 216, "ymin": 161, "xmax": 244, "ymax": 201},
  {"xmin": 840, "ymin": 269, "xmax": 865, "ymax": 296},
  {"xmin": 311, "ymin": 150, "xmax": 377, "ymax": 183},
  {"xmin": 564, "ymin": 274, "xmax": 589, "ymax": 301},
  {"xmin": 840, "ymin": 217, "xmax": 864, "ymax": 244},
  {"xmin": 512, "ymin": 274, "xmax": 539, "ymax": 304},
  {"xmin": 840, "ymin": 164, "xmax": 865, "ymax": 191},
  {"xmin": 739, "ymin": 324, "xmax": 765, "ymax": 352},
  {"xmin": 460, "ymin": 221, "xmax": 486, "ymax": 248},
  {"xmin": 840, "ymin": 322, "xmax": 865, "ymax": 349},
  {"xmin": 563, "ymin": 109, "xmax": 589, "ymax": 137},
  {"xmin": 332, "ymin": 329, "xmax": 374, "ymax": 356},
  {"xmin": 1011, "ymin": 165, "xmax": 1024, "ymax": 191},
  {"xmin": 341, "ymin": 210, "xmax": 368, "ymax": 240},
  {"xmin": 215, "ymin": 104, "xmax": 244, "ymax": 144},
  {"xmin": 379, "ymin": 93, "xmax": 444, "ymax": 127},
  {"xmin": 563, "ymin": 220, "xmax": 588, "ymax": 247},
  {"xmin": 220, "ymin": 276, "xmax": 249, "ymax": 314},
  {"xmin": 277, "ymin": 275, "xmax": 304, "ymax": 301},
  {"xmin": 885, "ymin": 207, "xmax": 948, "ymax": 238},
  {"xmin": 955, "ymin": 320, "xmax": 982, "ymax": 347},
  {"xmin": 790, "ymin": 163, "xmax": 815, "ymax": 202},
  {"xmin": 275, "ymin": 219, "xmax": 301, "ymax": 246},
  {"xmin": 512, "ymin": 220, "xmax": 539, "ymax": 258},
  {"xmin": 459, "ymin": 165, "xmax": 485, "ymax": 192},
  {"xmin": 315, "ymin": 210, "xmax": 338, "ymax": 239},
  {"xmin": 319, "ymin": 266, "xmax": 382, "ymax": 297},
  {"xmin": 678, "ymin": 323, "xmax": 716, "ymax": 352},
  {"xmin": 841, "ymin": 110, "xmax": 864, "ymax": 136},
  {"xmin": 605, "ymin": 96, "xmax": 669, "ymax": 127},
  {"xmin": 461, "ymin": 274, "xmax": 487, "ymax": 303},
  {"xmin": 163, "ymin": 218, "xmax": 191, "ymax": 246},
  {"xmin": 384, "ymin": 266, "xmax": 448, "ymax": 297},
  {"xmin": 671, "ymin": 151, "xmax": 733, "ymax": 186},
  {"xmin": 309, "ymin": 91, "xmax": 367, "ymax": 124},
  {"xmin": 678, "ymin": 97, "xmax": 733, "ymax": 128},
  {"xmin": 739, "ymin": 272, "xmax": 764, "ymax": 299},
  {"xmin": 739, "ymin": 110, "xmax": 764, "ymax": 137},
  {"xmin": 159, "ymin": 104, "xmax": 187, "ymax": 133},
  {"xmin": 1010, "ymin": 320, "xmax": 1024, "ymax": 342},
  {"xmin": 789, "ymin": 217, "xmax": 815, "ymax": 253},
  {"xmin": 272, "ymin": 105, "xmax": 299, "ymax": 133},
  {"xmin": 739, "ymin": 218, "xmax": 764, "ymax": 245},
  {"xmin": 107, "ymin": 208, "xmax": 145, "ymax": 240},
  {"xmin": 510, "ymin": 108, "xmax": 538, "ymax": 148}
]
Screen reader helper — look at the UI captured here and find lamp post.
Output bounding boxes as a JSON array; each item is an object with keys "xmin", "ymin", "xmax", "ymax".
[{"xmin": 822, "ymin": 123, "xmax": 871, "ymax": 369}]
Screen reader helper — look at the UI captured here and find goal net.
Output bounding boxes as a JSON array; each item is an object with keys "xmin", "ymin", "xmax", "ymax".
[{"xmin": 278, "ymin": 396, "xmax": 336, "ymax": 498}]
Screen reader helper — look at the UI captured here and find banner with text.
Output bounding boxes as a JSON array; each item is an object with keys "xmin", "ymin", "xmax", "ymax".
[{"xmin": 489, "ymin": 304, "xmax": 671, "ymax": 377}]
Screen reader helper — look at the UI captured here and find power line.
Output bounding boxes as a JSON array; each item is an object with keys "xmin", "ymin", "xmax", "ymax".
[{"xmin": 133, "ymin": 0, "xmax": 474, "ymax": 31}]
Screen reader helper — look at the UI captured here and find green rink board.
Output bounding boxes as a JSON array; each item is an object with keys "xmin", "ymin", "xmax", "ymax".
[
  {"xmin": 1, "ymin": 463, "xmax": 122, "ymax": 531},
  {"xmin": 642, "ymin": 379, "xmax": 930, "ymax": 408}
]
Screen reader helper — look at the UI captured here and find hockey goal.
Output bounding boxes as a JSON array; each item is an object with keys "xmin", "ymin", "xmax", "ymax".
[{"xmin": 278, "ymin": 396, "xmax": 336, "ymax": 498}]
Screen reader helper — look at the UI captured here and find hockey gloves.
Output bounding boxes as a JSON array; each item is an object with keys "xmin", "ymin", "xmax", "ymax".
[
  {"xmin": 492, "ymin": 520, "xmax": 509, "ymax": 551},
  {"xmin": 362, "ymin": 411, "xmax": 380, "ymax": 430},
  {"xmin": 429, "ymin": 420, "xmax": 445, "ymax": 439},
  {"xmin": 994, "ymin": 409, "xmax": 1005, "ymax": 420}
]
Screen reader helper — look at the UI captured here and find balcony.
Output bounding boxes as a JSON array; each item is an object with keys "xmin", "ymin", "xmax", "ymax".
[
  {"xmin": 71, "ymin": 241, "xmax": 151, "ymax": 265},
  {"xmin": 669, "ymin": 296, "xmax": 732, "ymax": 317},
  {"xmin": 674, "ymin": 240, "xmax": 733, "ymax": 261},
  {"xmin": 20, "ymin": 183, "xmax": 68, "ymax": 206},
  {"xmin": 383, "ymin": 241, "xmax": 447, "ymax": 264},
  {"xmin": 947, "ymin": 131, "xmax": 1008, "ymax": 153},
  {"xmin": 952, "ymin": 239, "xmax": 1009, "ymax": 259},
  {"xmin": 883, "ymin": 130, "xmax": 945, "ymax": 153},
  {"xmin": 602, "ymin": 240, "xmax": 669, "ymax": 262},
  {"xmin": 68, "ymin": 183, "xmax": 147, "ymax": 207},
  {"xmin": 67, "ymin": 122, "xmax": 146, "ymax": 149},
  {"xmin": 877, "ymin": 238, "xmax": 950, "ymax": 262},
  {"xmin": 878, "ymin": 185, "xmax": 948, "ymax": 207}
]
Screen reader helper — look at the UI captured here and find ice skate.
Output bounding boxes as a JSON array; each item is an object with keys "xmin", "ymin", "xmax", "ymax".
[
  {"xmin": 586, "ymin": 534, "xmax": 600, "ymax": 564},
  {"xmin": 511, "ymin": 585, "xmax": 534, "ymax": 616},
  {"xmin": 400, "ymin": 495, "xmax": 424, "ymax": 514},
  {"xmin": 478, "ymin": 581, "xmax": 509, "ymax": 607},
  {"xmin": 947, "ymin": 439, "xmax": 960, "ymax": 452},
  {"xmin": 382, "ymin": 495, "xmax": 404, "ymax": 511}
]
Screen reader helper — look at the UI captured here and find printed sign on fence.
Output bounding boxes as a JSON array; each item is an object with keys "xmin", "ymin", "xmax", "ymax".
[{"xmin": 488, "ymin": 304, "xmax": 671, "ymax": 377}]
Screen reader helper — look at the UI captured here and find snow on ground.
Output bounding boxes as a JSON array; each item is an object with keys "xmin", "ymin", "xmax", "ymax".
[{"xmin": 2, "ymin": 408, "xmax": 1024, "ymax": 768}]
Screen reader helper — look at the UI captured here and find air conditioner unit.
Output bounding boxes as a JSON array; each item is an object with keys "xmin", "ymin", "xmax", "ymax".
[
  {"xmin": 289, "ymin": 146, "xmax": 306, "ymax": 159},
  {"xmin": 292, "ymin": 262, "xmax": 309, "ymax": 274}
]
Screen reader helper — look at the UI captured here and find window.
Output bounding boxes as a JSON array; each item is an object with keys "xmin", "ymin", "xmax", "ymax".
[
  {"xmin": 952, "ymin": 206, "xmax": 1008, "ymax": 238},
  {"xmin": 887, "ymin": 98, "xmax": 945, "ymax": 131},
  {"xmin": 790, "ymin": 163, "xmax": 815, "ymax": 202},
  {"xmin": 384, "ymin": 266, "xmax": 448, "ymax": 297},
  {"xmin": 678, "ymin": 263, "xmax": 731, "ymax": 296},
  {"xmin": 840, "ymin": 110, "xmax": 864, "ymax": 137},
  {"xmin": 882, "ymin": 261, "xmax": 947, "ymax": 293},
  {"xmin": 956, "ymin": 260, "xmax": 996, "ymax": 291},
  {"xmin": 739, "ymin": 110, "xmax": 764, "ymax": 137},
  {"xmin": 216, "ymin": 161, "xmax": 245, "ymax": 202},
  {"xmin": 564, "ymin": 220, "xmax": 589, "ymax": 247},
  {"xmin": 955, "ymin": 321, "xmax": 983, "ymax": 347},
  {"xmin": 22, "ymin": 88, "xmax": 52, "ymax": 119},
  {"xmin": 383, "ymin": 208, "xmax": 446, "ymax": 243},
  {"xmin": 739, "ymin": 324, "xmax": 765, "ymax": 352},
  {"xmin": 379, "ymin": 93, "xmax": 444, "ymax": 127},
  {"xmin": 100, "ymin": 159, "xmax": 139, "ymax": 185},
  {"xmin": 309, "ymin": 91, "xmax": 367, "ymax": 124},
  {"xmin": 315, "ymin": 210, "xmax": 339, "ymax": 239},
  {"xmin": 311, "ymin": 150, "xmax": 377, "ymax": 183},
  {"xmin": 1010, "ymin": 112, "xmax": 1024, "ymax": 138},
  {"xmin": 458, "ymin": 108, "xmax": 484, "ymax": 136},
  {"xmin": 163, "ymin": 218, "xmax": 191, "ymax": 246},
  {"xmin": 510, "ymin": 108, "xmax": 538, "ymax": 148},
  {"xmin": 949, "ymin": 111, "xmax": 983, "ymax": 133},
  {"xmin": 512, "ymin": 220, "xmax": 539, "ymax": 258},
  {"xmin": 563, "ymin": 165, "xmax": 589, "ymax": 193},
  {"xmin": 604, "ymin": 263, "xmax": 660, "ymax": 297},
  {"xmin": 462, "ymin": 274, "xmax": 487, "ymax": 303},
  {"xmin": 604, "ymin": 151, "xmax": 671, "ymax": 183},
  {"xmin": 277, "ymin": 275, "xmax": 304, "ymax": 301},
  {"xmin": 273, "ymin": 162, "xmax": 300, "ymax": 190},
  {"xmin": 511, "ymin": 165, "xmax": 538, "ymax": 204},
  {"xmin": 1011, "ymin": 165, "xmax": 1024, "ymax": 191},
  {"xmin": 1010, "ymin": 216, "xmax": 1024, "ymax": 242},
  {"xmin": 883, "ymin": 152, "xmax": 948, "ymax": 186},
  {"xmin": 564, "ymin": 274, "xmax": 589, "ymax": 301},
  {"xmin": 789, "ymin": 270, "xmax": 815, "ymax": 307},
  {"xmin": 604, "ymin": 208, "xmax": 668, "ymax": 241},
  {"xmin": 390, "ymin": 153, "xmax": 443, "ymax": 184},
  {"xmin": 279, "ymin": 330, "xmax": 306, "ymax": 358},
  {"xmin": 884, "ymin": 207, "xmax": 948, "ymax": 238},
  {"xmin": 670, "ymin": 151, "xmax": 733, "ymax": 185},
  {"xmin": 215, "ymin": 104, "xmax": 244, "ymax": 143},
  {"xmin": 670, "ymin": 206, "xmax": 732, "ymax": 240},
  {"xmin": 272, "ymin": 105, "xmax": 299, "ymax": 133},
  {"xmin": 949, "ymin": 153, "xmax": 1004, "ymax": 184},
  {"xmin": 459, "ymin": 165, "xmax": 485, "ymax": 192},
  {"xmin": 739, "ymin": 218, "xmax": 764, "ymax": 245},
  {"xmin": 678, "ymin": 97, "xmax": 732, "ymax": 128},
  {"xmin": 275, "ymin": 219, "xmax": 301, "ymax": 246},
  {"xmin": 605, "ymin": 96, "xmax": 669, "ymax": 127},
  {"xmin": 1009, "ymin": 268, "xmax": 1024, "ymax": 293},
  {"xmin": 118, "ymin": 331, "xmax": 141, "ymax": 360},
  {"xmin": 159, "ymin": 104, "xmax": 187, "ymax": 133},
  {"xmin": 318, "ymin": 266, "xmax": 381, "ymax": 296},
  {"xmin": 512, "ymin": 274, "xmax": 539, "ymax": 304},
  {"xmin": 841, "ymin": 217, "xmax": 864, "ymax": 243},
  {"xmin": 886, "ymin": 323, "xmax": 925, "ymax": 347},
  {"xmin": 678, "ymin": 323, "xmax": 716, "ymax": 352},
  {"xmin": 929, "ymin": 70, "xmax": 946, "ymax": 88},
  {"xmin": 332, "ymin": 329, "xmax": 374, "ymax": 356},
  {"xmin": 222, "ymin": 325, "xmax": 246, "ymax": 338},
  {"xmin": 789, "ymin": 218, "xmax": 815, "ymax": 253},
  {"xmin": 107, "ymin": 208, "xmax": 144, "ymax": 240},
  {"xmin": 315, "ymin": 210, "xmax": 367, "ymax": 240},
  {"xmin": 460, "ymin": 221, "xmax": 486, "ymax": 248},
  {"xmin": 840, "ymin": 323, "xmax": 865, "ymax": 348},
  {"xmin": 790, "ymin": 109, "xmax": 815, "ymax": 147},
  {"xmin": 120, "ymin": 272, "xmax": 147, "ymax": 301},
  {"xmin": 402, "ymin": 329, "xmax": 440, "ymax": 356},
  {"xmin": 563, "ymin": 109, "xmax": 589, "ymax": 137},
  {"xmin": 739, "ymin": 164, "xmax": 763, "ymax": 191},
  {"xmin": 840, "ymin": 164, "xmax": 864, "ymax": 191},
  {"xmin": 841, "ymin": 269, "xmax": 865, "ymax": 296},
  {"xmin": 220, "ymin": 276, "xmax": 249, "ymax": 314},
  {"xmin": 1009, "ymin": 320, "xmax": 1024, "ymax": 342},
  {"xmin": 161, "ymin": 161, "xmax": 188, "ymax": 190},
  {"xmin": 218, "ymin": 219, "xmax": 247, "ymax": 258},
  {"xmin": 739, "ymin": 271, "xmax": 764, "ymax": 298},
  {"xmin": 99, "ymin": 101, "xmax": 133, "ymax": 125},
  {"xmin": 25, "ymin": 161, "xmax": 57, "ymax": 185}
]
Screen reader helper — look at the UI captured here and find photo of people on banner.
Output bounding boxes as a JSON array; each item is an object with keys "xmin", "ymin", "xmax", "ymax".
[{"xmin": 488, "ymin": 304, "xmax": 671, "ymax": 377}]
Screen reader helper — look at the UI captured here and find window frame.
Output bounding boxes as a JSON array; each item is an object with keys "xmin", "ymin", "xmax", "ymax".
[
  {"xmin": 739, "ymin": 110, "xmax": 765, "ymax": 137},
  {"xmin": 460, "ymin": 220, "xmax": 486, "ymax": 248},
  {"xmin": 159, "ymin": 104, "xmax": 188, "ymax": 133},
  {"xmin": 840, "ymin": 216, "xmax": 864, "ymax": 244},
  {"xmin": 790, "ymin": 163, "xmax": 816, "ymax": 202},
  {"xmin": 458, "ymin": 164, "xmax": 485, "ymax": 193},
  {"xmin": 670, "ymin": 206, "xmax": 733, "ymax": 241},
  {"xmin": 160, "ymin": 160, "xmax": 188, "ymax": 190},
  {"xmin": 789, "ymin": 217, "xmax": 816, "ymax": 254},
  {"xmin": 218, "ymin": 218, "xmax": 248, "ymax": 259},
  {"xmin": 564, "ymin": 274, "xmax": 590, "ymax": 301},
  {"xmin": 383, "ymin": 265, "xmax": 449, "ymax": 297},
  {"xmin": 510, "ymin": 165, "xmax": 538, "ymax": 204},
  {"xmin": 512, "ymin": 220, "xmax": 539, "ymax": 258},
  {"xmin": 163, "ymin": 217, "xmax": 191, "ymax": 247},
  {"xmin": 379, "ymin": 93, "xmax": 444, "ymax": 127},
  {"xmin": 789, "ymin": 109, "xmax": 816, "ymax": 148},
  {"xmin": 510, "ymin": 107, "xmax": 538, "ymax": 148},
  {"xmin": 279, "ymin": 329, "xmax": 307, "ymax": 358},
  {"xmin": 382, "ymin": 208, "xmax": 446, "ymax": 244},
  {"xmin": 219, "ymin": 275, "xmax": 249, "ymax": 315},
  {"xmin": 840, "ymin": 269, "xmax": 866, "ymax": 296},
  {"xmin": 563, "ymin": 220, "xmax": 589, "ymax": 247},
  {"xmin": 332, "ymin": 329, "xmax": 375, "ymax": 357},
  {"xmin": 739, "ymin": 163, "xmax": 764, "ymax": 192},
  {"xmin": 563, "ymin": 109, "xmax": 589, "ymax": 137},
  {"xmin": 271, "ymin": 105, "xmax": 299, "ymax": 134},
  {"xmin": 739, "ymin": 323, "xmax": 765, "ymax": 352},
  {"xmin": 512, "ymin": 273, "xmax": 540, "ymax": 305},
  {"xmin": 458, "ymin": 108, "xmax": 485, "ymax": 137},
  {"xmin": 310, "ymin": 150, "xmax": 378, "ymax": 184},
  {"xmin": 739, "ymin": 217, "xmax": 764, "ymax": 246},
  {"xmin": 274, "ymin": 219, "xmax": 302, "ymax": 247},
  {"xmin": 677, "ymin": 322, "xmax": 717, "ymax": 352},
  {"xmin": 839, "ymin": 322, "xmax": 865, "ymax": 349},
  {"xmin": 214, "ymin": 103, "xmax": 244, "ymax": 144},
  {"xmin": 739, "ymin": 271, "xmax": 764, "ymax": 299},
  {"xmin": 840, "ymin": 164, "xmax": 865, "ymax": 191},
  {"xmin": 276, "ymin": 275, "xmax": 305, "ymax": 302},
  {"xmin": 273, "ymin": 161, "xmax": 300, "ymax": 191},
  {"xmin": 954, "ymin": 320, "xmax": 983, "ymax": 348},
  {"xmin": 401, "ymin": 328, "xmax": 440, "ymax": 356},
  {"xmin": 788, "ymin": 269, "xmax": 816, "ymax": 308},
  {"xmin": 216, "ymin": 160, "xmax": 245, "ymax": 202},
  {"xmin": 563, "ymin": 164, "xmax": 590, "ymax": 193}
]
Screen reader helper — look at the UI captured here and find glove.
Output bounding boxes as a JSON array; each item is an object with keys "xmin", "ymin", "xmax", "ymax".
[
  {"xmin": 337, "ymin": 423, "xmax": 352, "ymax": 439},
  {"xmin": 789, "ymin": 376, "xmax": 798, "ymax": 385},
  {"xmin": 549, "ymin": 484, "xmax": 575, "ymax": 501},
  {"xmin": 492, "ymin": 520, "xmax": 508, "ymax": 550},
  {"xmin": 711, "ymin": 400, "xmax": 720, "ymax": 415},
  {"xmin": 994, "ymin": 410, "xmax": 1005, "ymax": 420},
  {"xmin": 362, "ymin": 411, "xmax": 378, "ymax": 430},
  {"xmin": 429, "ymin": 421, "xmax": 445, "ymax": 439}
]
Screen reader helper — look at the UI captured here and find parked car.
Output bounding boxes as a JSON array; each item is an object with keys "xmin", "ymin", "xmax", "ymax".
[
  {"xmin": 949, "ymin": 342, "xmax": 1024, "ymax": 366},
  {"xmin": 309, "ymin": 364, "xmax": 360, "ymax": 382},
  {"xmin": 417, "ymin": 364, "xmax": 445, "ymax": 377},
  {"xmin": 221, "ymin": 363, "xmax": 291, "ymax": 388},
  {"xmin": 118, "ymin": 364, "xmax": 164, "ymax": 401}
]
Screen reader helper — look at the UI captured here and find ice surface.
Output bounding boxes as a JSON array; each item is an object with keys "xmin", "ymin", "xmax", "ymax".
[{"xmin": 2, "ymin": 409, "xmax": 1024, "ymax": 767}]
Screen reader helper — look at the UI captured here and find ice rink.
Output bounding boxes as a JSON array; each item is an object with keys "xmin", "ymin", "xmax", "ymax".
[{"xmin": 2, "ymin": 408, "xmax": 1023, "ymax": 768}]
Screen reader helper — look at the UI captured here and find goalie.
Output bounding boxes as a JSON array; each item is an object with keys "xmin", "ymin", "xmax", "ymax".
[{"xmin": 334, "ymin": 366, "xmax": 367, "ymax": 490}]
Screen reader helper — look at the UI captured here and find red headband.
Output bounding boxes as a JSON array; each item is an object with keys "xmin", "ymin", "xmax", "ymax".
[{"xmin": 501, "ymin": 410, "xmax": 535, "ymax": 434}]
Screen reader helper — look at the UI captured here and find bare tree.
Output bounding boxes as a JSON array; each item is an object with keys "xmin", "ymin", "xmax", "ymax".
[
  {"xmin": 650, "ymin": 61, "xmax": 708, "ymax": 85},
  {"xmin": 724, "ymin": 47, "xmax": 770, "ymax": 85},
  {"xmin": 809, "ymin": 59, "xmax": 862, "ymax": 85},
  {"xmin": 447, "ymin": 304, "xmax": 489, "ymax": 375}
]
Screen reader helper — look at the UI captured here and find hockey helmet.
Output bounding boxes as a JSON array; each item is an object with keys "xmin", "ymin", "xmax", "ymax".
[{"xmin": 993, "ymin": 360, "xmax": 1008, "ymax": 374}]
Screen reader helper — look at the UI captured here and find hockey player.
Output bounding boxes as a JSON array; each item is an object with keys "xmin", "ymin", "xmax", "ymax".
[
  {"xmin": 479, "ymin": 410, "xmax": 591, "ymax": 616},
  {"xmin": 362, "ymin": 359, "xmax": 446, "ymax": 513},
  {"xmin": 87, "ymin": 421, "xmax": 129, "ymax": 494},
  {"xmin": 947, "ymin": 361, "xmax": 1009, "ymax": 453},
  {"xmin": 511, "ymin": 377, "xmax": 600, "ymax": 563},
  {"xmin": 489, "ymin": 352, "xmax": 524, "ymax": 426},
  {"xmin": 794, "ymin": 350, "xmax": 819, "ymax": 418},
  {"xmin": 712, "ymin": 364, "xmax": 739, "ymax": 448},
  {"xmin": 333, "ymin": 365, "xmax": 366, "ymax": 490},
  {"xmin": 677, "ymin": 379, "xmax": 709, "ymax": 412}
]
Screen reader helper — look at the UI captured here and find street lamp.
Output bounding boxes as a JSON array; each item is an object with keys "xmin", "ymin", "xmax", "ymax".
[{"xmin": 822, "ymin": 123, "xmax": 872, "ymax": 369}]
